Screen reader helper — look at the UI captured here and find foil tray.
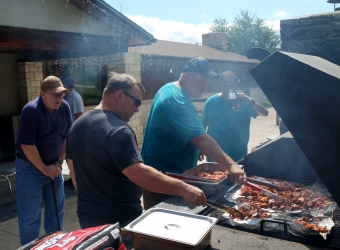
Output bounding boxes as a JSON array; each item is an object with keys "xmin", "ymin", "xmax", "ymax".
[
  {"xmin": 212, "ymin": 210, "xmax": 335, "ymax": 240},
  {"xmin": 124, "ymin": 208, "xmax": 217, "ymax": 250},
  {"xmin": 181, "ymin": 162, "xmax": 235, "ymax": 198},
  {"xmin": 211, "ymin": 180, "xmax": 338, "ymax": 240}
]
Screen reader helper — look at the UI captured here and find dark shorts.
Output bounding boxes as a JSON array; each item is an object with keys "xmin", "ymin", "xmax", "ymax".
[{"xmin": 78, "ymin": 211, "xmax": 142, "ymax": 229}]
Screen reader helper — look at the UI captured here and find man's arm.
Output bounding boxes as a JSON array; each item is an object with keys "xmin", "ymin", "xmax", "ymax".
[
  {"xmin": 21, "ymin": 144, "xmax": 61, "ymax": 179},
  {"xmin": 74, "ymin": 112, "xmax": 83, "ymax": 120},
  {"xmin": 66, "ymin": 159, "xmax": 77, "ymax": 190},
  {"xmin": 251, "ymin": 102, "xmax": 268, "ymax": 116},
  {"xmin": 58, "ymin": 139, "xmax": 67, "ymax": 161},
  {"xmin": 192, "ymin": 134, "xmax": 246, "ymax": 185},
  {"xmin": 123, "ymin": 162, "xmax": 207, "ymax": 207},
  {"xmin": 238, "ymin": 93, "xmax": 268, "ymax": 116},
  {"xmin": 73, "ymin": 94, "xmax": 84, "ymax": 120},
  {"xmin": 55, "ymin": 138, "xmax": 67, "ymax": 169}
]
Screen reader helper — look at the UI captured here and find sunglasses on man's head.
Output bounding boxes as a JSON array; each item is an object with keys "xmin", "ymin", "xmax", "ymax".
[{"xmin": 122, "ymin": 90, "xmax": 142, "ymax": 107}]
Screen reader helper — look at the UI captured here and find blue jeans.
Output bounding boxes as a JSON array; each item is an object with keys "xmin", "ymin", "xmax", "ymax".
[{"xmin": 16, "ymin": 157, "xmax": 64, "ymax": 245}]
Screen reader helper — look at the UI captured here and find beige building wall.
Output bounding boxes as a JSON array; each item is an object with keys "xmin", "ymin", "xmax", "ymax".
[
  {"xmin": 105, "ymin": 52, "xmax": 142, "ymax": 82},
  {"xmin": 17, "ymin": 61, "xmax": 44, "ymax": 109}
]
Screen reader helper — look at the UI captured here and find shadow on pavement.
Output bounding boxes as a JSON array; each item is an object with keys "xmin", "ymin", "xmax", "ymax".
[{"xmin": 0, "ymin": 183, "xmax": 77, "ymax": 223}]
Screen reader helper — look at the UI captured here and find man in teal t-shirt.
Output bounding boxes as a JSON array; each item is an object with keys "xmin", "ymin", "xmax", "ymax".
[
  {"xmin": 202, "ymin": 71, "xmax": 269, "ymax": 162},
  {"xmin": 141, "ymin": 57, "xmax": 247, "ymax": 209},
  {"xmin": 141, "ymin": 82, "xmax": 205, "ymax": 174}
]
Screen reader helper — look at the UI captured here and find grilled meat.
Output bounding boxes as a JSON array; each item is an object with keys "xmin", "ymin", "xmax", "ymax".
[
  {"xmin": 293, "ymin": 217, "xmax": 329, "ymax": 233},
  {"xmin": 228, "ymin": 180, "xmax": 335, "ymax": 221},
  {"xmin": 198, "ymin": 170, "xmax": 229, "ymax": 181}
]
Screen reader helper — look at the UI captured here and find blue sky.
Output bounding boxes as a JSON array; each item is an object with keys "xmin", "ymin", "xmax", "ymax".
[{"xmin": 105, "ymin": 0, "xmax": 335, "ymax": 44}]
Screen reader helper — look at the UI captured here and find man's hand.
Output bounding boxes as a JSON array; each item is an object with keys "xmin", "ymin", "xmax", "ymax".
[
  {"xmin": 237, "ymin": 93, "xmax": 253, "ymax": 104},
  {"xmin": 182, "ymin": 185, "xmax": 207, "ymax": 207},
  {"xmin": 229, "ymin": 163, "xmax": 247, "ymax": 185},
  {"xmin": 198, "ymin": 152, "xmax": 205, "ymax": 161},
  {"xmin": 43, "ymin": 164, "xmax": 62, "ymax": 179}
]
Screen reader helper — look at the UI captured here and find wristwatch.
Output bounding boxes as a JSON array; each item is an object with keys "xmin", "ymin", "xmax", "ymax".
[{"xmin": 57, "ymin": 159, "xmax": 64, "ymax": 165}]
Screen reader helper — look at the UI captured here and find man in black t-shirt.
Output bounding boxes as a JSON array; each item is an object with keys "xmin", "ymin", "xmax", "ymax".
[{"xmin": 66, "ymin": 73, "xmax": 207, "ymax": 228}]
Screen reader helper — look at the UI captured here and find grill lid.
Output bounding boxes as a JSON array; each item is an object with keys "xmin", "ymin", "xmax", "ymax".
[{"xmin": 250, "ymin": 51, "xmax": 340, "ymax": 206}]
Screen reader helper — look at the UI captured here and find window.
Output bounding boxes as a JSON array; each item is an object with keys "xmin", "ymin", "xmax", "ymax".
[
  {"xmin": 47, "ymin": 62, "xmax": 107, "ymax": 106},
  {"xmin": 69, "ymin": 66, "xmax": 107, "ymax": 105}
]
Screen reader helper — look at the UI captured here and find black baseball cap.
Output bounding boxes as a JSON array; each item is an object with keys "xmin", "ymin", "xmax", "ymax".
[{"xmin": 182, "ymin": 57, "xmax": 219, "ymax": 78}]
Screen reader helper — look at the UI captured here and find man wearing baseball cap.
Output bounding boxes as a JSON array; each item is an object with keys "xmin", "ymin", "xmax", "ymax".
[
  {"xmin": 15, "ymin": 76, "xmax": 72, "ymax": 245},
  {"xmin": 141, "ymin": 57, "xmax": 247, "ymax": 209}
]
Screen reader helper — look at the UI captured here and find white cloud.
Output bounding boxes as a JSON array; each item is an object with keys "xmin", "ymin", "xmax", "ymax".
[
  {"xmin": 264, "ymin": 20, "xmax": 281, "ymax": 33},
  {"xmin": 127, "ymin": 15, "xmax": 211, "ymax": 44},
  {"xmin": 273, "ymin": 10, "xmax": 290, "ymax": 18},
  {"xmin": 128, "ymin": 14, "xmax": 281, "ymax": 44}
]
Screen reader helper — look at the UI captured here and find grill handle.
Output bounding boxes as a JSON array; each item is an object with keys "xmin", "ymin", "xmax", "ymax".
[{"xmin": 260, "ymin": 219, "xmax": 289, "ymax": 237}]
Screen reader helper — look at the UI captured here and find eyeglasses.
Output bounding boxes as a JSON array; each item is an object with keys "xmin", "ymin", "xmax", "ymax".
[
  {"xmin": 44, "ymin": 91, "xmax": 65, "ymax": 98},
  {"xmin": 122, "ymin": 90, "xmax": 142, "ymax": 107}
]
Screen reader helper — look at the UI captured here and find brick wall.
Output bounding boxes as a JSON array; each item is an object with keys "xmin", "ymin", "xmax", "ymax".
[
  {"xmin": 17, "ymin": 62, "xmax": 44, "ymax": 108},
  {"xmin": 105, "ymin": 52, "xmax": 141, "ymax": 81},
  {"xmin": 202, "ymin": 32, "xmax": 228, "ymax": 52}
]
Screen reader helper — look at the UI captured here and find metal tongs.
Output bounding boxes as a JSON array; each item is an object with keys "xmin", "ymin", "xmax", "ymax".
[
  {"xmin": 246, "ymin": 177, "xmax": 293, "ymax": 191},
  {"xmin": 207, "ymin": 200, "xmax": 245, "ymax": 219},
  {"xmin": 245, "ymin": 181, "xmax": 287, "ymax": 202},
  {"xmin": 221, "ymin": 173, "xmax": 286, "ymax": 202},
  {"xmin": 166, "ymin": 172, "xmax": 219, "ymax": 183}
]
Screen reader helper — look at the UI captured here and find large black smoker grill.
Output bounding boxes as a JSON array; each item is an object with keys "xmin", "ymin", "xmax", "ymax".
[
  {"xmin": 201, "ymin": 51, "xmax": 340, "ymax": 249},
  {"xmin": 250, "ymin": 51, "xmax": 340, "ymax": 204}
]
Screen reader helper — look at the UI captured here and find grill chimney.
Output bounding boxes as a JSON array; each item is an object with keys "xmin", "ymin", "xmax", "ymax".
[
  {"xmin": 202, "ymin": 32, "xmax": 228, "ymax": 52},
  {"xmin": 327, "ymin": 0, "xmax": 340, "ymax": 11}
]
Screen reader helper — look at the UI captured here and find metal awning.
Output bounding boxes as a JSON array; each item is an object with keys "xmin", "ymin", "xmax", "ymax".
[{"xmin": 0, "ymin": 0, "xmax": 156, "ymax": 61}]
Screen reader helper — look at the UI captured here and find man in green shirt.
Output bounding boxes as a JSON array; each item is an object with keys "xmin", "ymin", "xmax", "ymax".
[
  {"xmin": 202, "ymin": 71, "xmax": 268, "ymax": 162},
  {"xmin": 142, "ymin": 58, "xmax": 247, "ymax": 209}
]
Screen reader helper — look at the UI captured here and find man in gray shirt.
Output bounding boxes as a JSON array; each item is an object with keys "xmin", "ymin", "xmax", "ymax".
[
  {"xmin": 63, "ymin": 77, "xmax": 84, "ymax": 121},
  {"xmin": 63, "ymin": 77, "xmax": 84, "ymax": 186}
]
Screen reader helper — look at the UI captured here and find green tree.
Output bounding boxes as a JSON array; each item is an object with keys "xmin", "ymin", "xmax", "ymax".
[
  {"xmin": 210, "ymin": 10, "xmax": 280, "ymax": 56},
  {"xmin": 210, "ymin": 17, "xmax": 229, "ymax": 33}
]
